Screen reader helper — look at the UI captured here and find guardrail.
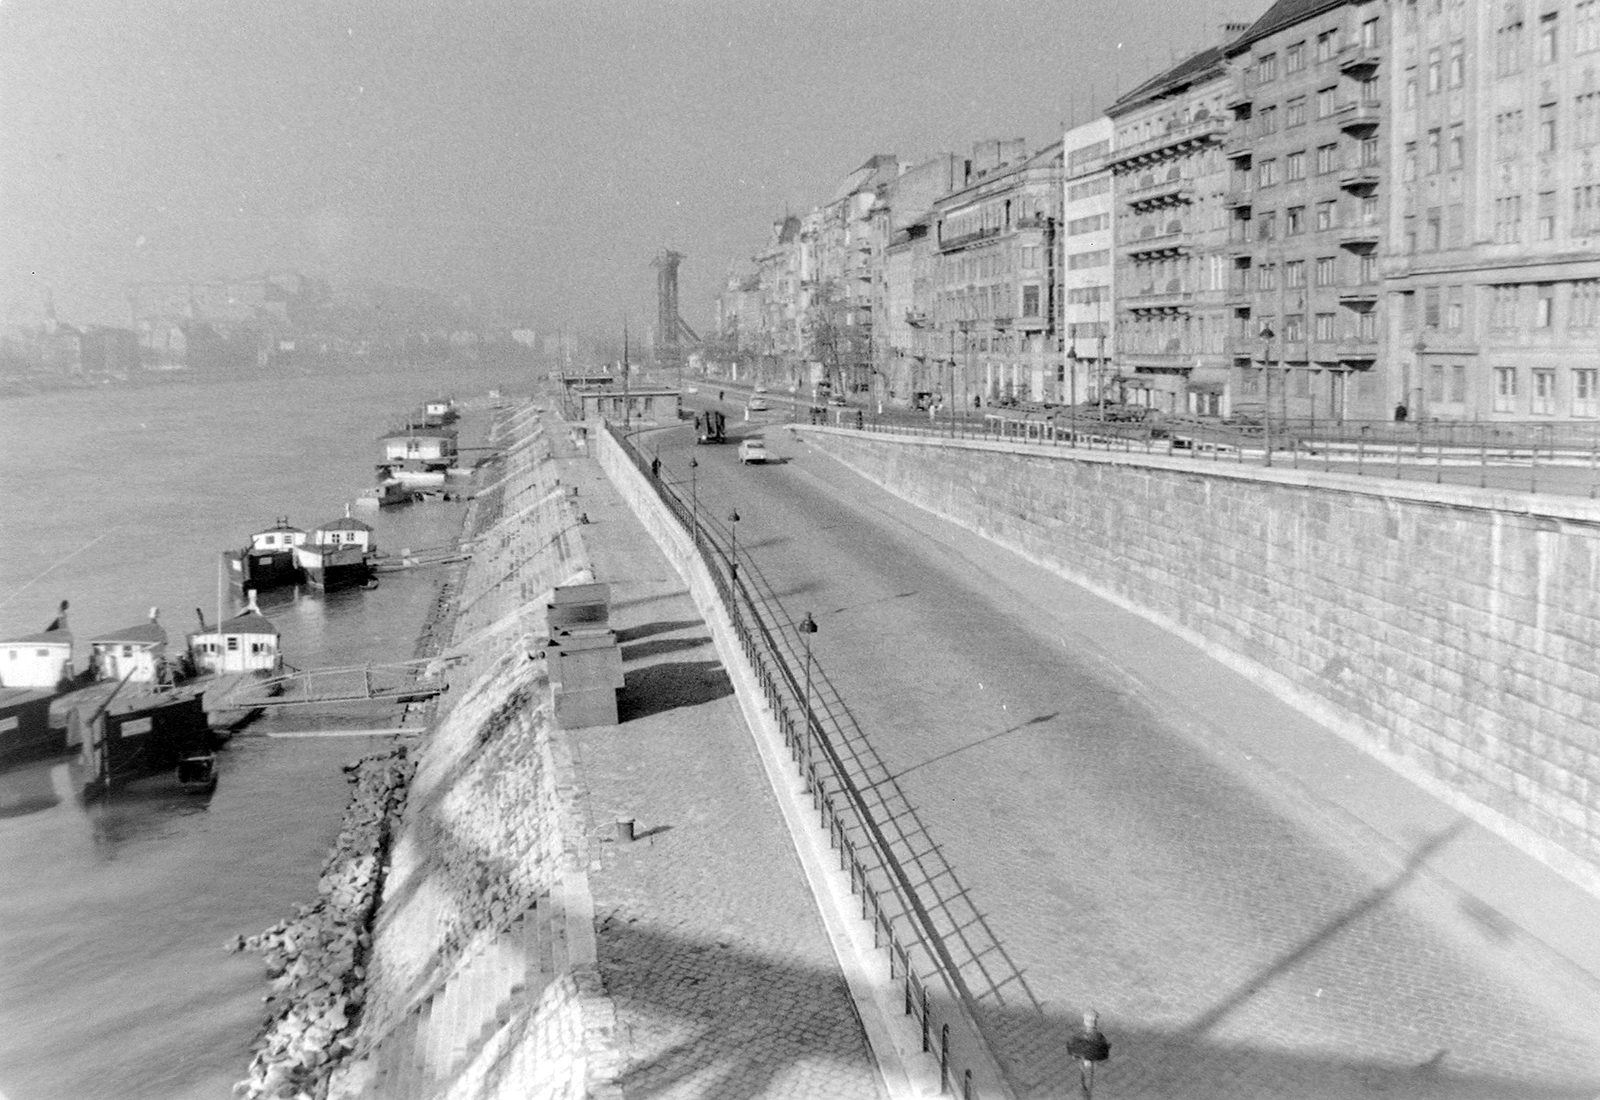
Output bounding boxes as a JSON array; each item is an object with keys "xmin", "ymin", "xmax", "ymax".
[{"xmin": 607, "ymin": 421, "xmax": 1033, "ymax": 1099}]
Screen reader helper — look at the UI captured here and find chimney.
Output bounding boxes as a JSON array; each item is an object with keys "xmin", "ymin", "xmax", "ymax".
[
  {"xmin": 1221, "ymin": 21, "xmax": 1250, "ymax": 44},
  {"xmin": 245, "ymin": 589, "xmax": 260, "ymax": 614},
  {"xmin": 149, "ymin": 607, "xmax": 159, "ymax": 623}
]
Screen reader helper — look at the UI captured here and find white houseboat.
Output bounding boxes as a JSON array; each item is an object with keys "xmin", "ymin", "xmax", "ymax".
[
  {"xmin": 187, "ymin": 594, "xmax": 281, "ymax": 675},
  {"xmin": 0, "ymin": 601, "xmax": 74, "ymax": 691},
  {"xmin": 294, "ymin": 511, "xmax": 376, "ymax": 590},
  {"xmin": 377, "ymin": 426, "xmax": 458, "ymax": 485},
  {"xmin": 422, "ymin": 397, "xmax": 458, "ymax": 425},
  {"xmin": 89, "ymin": 609, "xmax": 169, "ymax": 684}
]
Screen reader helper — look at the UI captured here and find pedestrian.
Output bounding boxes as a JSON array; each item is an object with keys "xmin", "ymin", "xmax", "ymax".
[
  {"xmin": 650, "ymin": 456, "xmax": 660, "ymax": 478},
  {"xmin": 1393, "ymin": 403, "xmax": 1408, "ymax": 422}
]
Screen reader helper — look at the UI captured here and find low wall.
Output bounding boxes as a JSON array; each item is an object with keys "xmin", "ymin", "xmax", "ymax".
[{"xmin": 800, "ymin": 426, "xmax": 1600, "ymax": 895}]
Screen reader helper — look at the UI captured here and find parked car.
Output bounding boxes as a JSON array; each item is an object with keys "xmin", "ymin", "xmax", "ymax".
[
  {"xmin": 828, "ymin": 394, "xmax": 848, "ymax": 406},
  {"xmin": 748, "ymin": 397, "xmax": 770, "ymax": 412},
  {"xmin": 738, "ymin": 439, "xmax": 770, "ymax": 465}
]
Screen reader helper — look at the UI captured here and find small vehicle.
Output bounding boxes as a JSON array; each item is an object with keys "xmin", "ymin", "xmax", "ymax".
[
  {"xmin": 828, "ymin": 394, "xmax": 848, "ymax": 407},
  {"xmin": 738, "ymin": 439, "xmax": 770, "ymax": 465},
  {"xmin": 697, "ymin": 410, "xmax": 727, "ymax": 444},
  {"xmin": 748, "ymin": 398, "xmax": 770, "ymax": 412}
]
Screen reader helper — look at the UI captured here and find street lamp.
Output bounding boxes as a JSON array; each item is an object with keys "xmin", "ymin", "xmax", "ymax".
[
  {"xmin": 1259, "ymin": 322, "xmax": 1276, "ymax": 467},
  {"xmin": 727, "ymin": 509, "xmax": 741, "ymax": 586},
  {"xmin": 798, "ymin": 611, "xmax": 818, "ymax": 769},
  {"xmin": 689, "ymin": 457, "xmax": 699, "ymax": 545},
  {"xmin": 1066, "ymin": 344, "xmax": 1079, "ymax": 447},
  {"xmin": 1066, "ymin": 1010, "xmax": 1111, "ymax": 1100}
]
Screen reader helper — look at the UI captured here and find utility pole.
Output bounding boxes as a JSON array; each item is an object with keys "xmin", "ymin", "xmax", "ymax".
[{"xmin": 623, "ymin": 320, "xmax": 631, "ymax": 429}]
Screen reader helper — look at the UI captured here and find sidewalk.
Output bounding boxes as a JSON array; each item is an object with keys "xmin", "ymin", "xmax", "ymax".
[{"xmin": 548, "ymin": 428, "xmax": 885, "ymax": 1100}]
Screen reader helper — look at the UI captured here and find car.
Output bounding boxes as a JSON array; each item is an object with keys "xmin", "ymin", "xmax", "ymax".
[
  {"xmin": 828, "ymin": 394, "xmax": 848, "ymax": 407},
  {"xmin": 747, "ymin": 398, "xmax": 770, "ymax": 412},
  {"xmin": 738, "ymin": 439, "xmax": 770, "ymax": 465}
]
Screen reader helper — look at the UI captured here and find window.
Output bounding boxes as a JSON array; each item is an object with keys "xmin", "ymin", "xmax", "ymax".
[
  {"xmin": 1428, "ymin": 48, "xmax": 1443, "ymax": 92},
  {"xmin": 1576, "ymin": 368, "xmax": 1599, "ymax": 416},
  {"xmin": 1316, "ymin": 255, "xmax": 1337, "ymax": 285},
  {"xmin": 1359, "ymin": 253, "xmax": 1378, "ymax": 283},
  {"xmin": 1575, "ymin": 280, "xmax": 1600, "ymax": 327},
  {"xmin": 1428, "ymin": 364, "xmax": 1446, "ymax": 403},
  {"xmin": 1538, "ymin": 191, "xmax": 1557, "ymax": 239},
  {"xmin": 1404, "ymin": 142, "xmax": 1418, "ymax": 181},
  {"xmin": 1022, "ymin": 284, "xmax": 1041, "ymax": 316},
  {"xmin": 1539, "ymin": 104, "xmax": 1557, "ymax": 153},
  {"xmin": 1449, "ymin": 42, "xmax": 1465, "ymax": 86},
  {"xmin": 1317, "ymin": 143, "xmax": 1341, "ymax": 173},
  {"xmin": 1317, "ymin": 30, "xmax": 1338, "ymax": 61},
  {"xmin": 1540, "ymin": 12, "xmax": 1559, "ymax": 63},
  {"xmin": 1424, "ymin": 285, "xmax": 1442, "ymax": 327},
  {"xmin": 1426, "ymin": 207, "xmax": 1442, "ymax": 250},
  {"xmin": 1287, "ymin": 151, "xmax": 1306, "ymax": 180},
  {"xmin": 1287, "ymin": 207, "xmax": 1306, "ymax": 235},
  {"xmin": 1258, "ymin": 211, "xmax": 1277, "ymax": 240},
  {"xmin": 1404, "ymin": 214, "xmax": 1418, "ymax": 253},
  {"xmin": 227, "ymin": 636, "xmax": 240, "ymax": 652},
  {"xmin": 1259, "ymin": 105, "xmax": 1278, "ymax": 135},
  {"xmin": 1427, "ymin": 128, "xmax": 1442, "ymax": 172},
  {"xmin": 1318, "ymin": 87, "xmax": 1338, "ymax": 118},
  {"xmin": 1400, "ymin": 290, "xmax": 1416, "ymax": 332},
  {"xmin": 1494, "ymin": 367, "xmax": 1518, "ymax": 412},
  {"xmin": 1494, "ymin": 195, "xmax": 1523, "ymax": 243},
  {"xmin": 1258, "ymin": 158, "xmax": 1280, "ymax": 186},
  {"xmin": 1362, "ymin": 75, "xmax": 1381, "ymax": 104},
  {"xmin": 1498, "ymin": 17, "xmax": 1525, "ymax": 77},
  {"xmin": 1258, "ymin": 53, "xmax": 1279, "ymax": 83},
  {"xmin": 1533, "ymin": 369, "xmax": 1556, "ymax": 414},
  {"xmin": 1578, "ymin": 91, "xmax": 1600, "ymax": 147},
  {"xmin": 1496, "ymin": 109, "xmax": 1525, "ymax": 159},
  {"xmin": 1405, "ymin": 73, "xmax": 1419, "ymax": 108},
  {"xmin": 1446, "ymin": 285, "xmax": 1464, "ymax": 329},
  {"xmin": 1359, "ymin": 309, "xmax": 1379, "ymax": 340},
  {"xmin": 1535, "ymin": 286, "xmax": 1554, "ymax": 327},
  {"xmin": 1316, "ymin": 201, "xmax": 1336, "ymax": 230},
  {"xmin": 1448, "ymin": 125, "xmax": 1464, "ymax": 168},
  {"xmin": 1259, "ymin": 262, "xmax": 1278, "ymax": 290},
  {"xmin": 1581, "ymin": 0, "xmax": 1600, "ymax": 54},
  {"xmin": 1314, "ymin": 313, "xmax": 1336, "ymax": 341},
  {"xmin": 1288, "ymin": 42, "xmax": 1306, "ymax": 71},
  {"xmin": 1362, "ymin": 17, "xmax": 1380, "ymax": 47},
  {"xmin": 1450, "ymin": 364, "xmax": 1467, "ymax": 404},
  {"xmin": 1286, "ymin": 259, "xmax": 1306, "ymax": 286},
  {"xmin": 1577, "ymin": 184, "xmax": 1600, "ymax": 235},
  {"xmin": 1491, "ymin": 284, "xmax": 1518, "ymax": 328},
  {"xmin": 1286, "ymin": 97, "xmax": 1307, "ymax": 127},
  {"xmin": 1284, "ymin": 314, "xmax": 1304, "ymax": 342},
  {"xmin": 1447, "ymin": 202, "xmax": 1465, "ymax": 247}
]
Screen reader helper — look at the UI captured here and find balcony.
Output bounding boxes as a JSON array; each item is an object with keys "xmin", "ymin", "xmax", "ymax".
[
  {"xmin": 1225, "ymin": 334, "xmax": 1268, "ymax": 359},
  {"xmin": 1015, "ymin": 214, "xmax": 1056, "ymax": 230},
  {"xmin": 1338, "ymin": 286, "xmax": 1380, "ymax": 307},
  {"xmin": 1223, "ymin": 132, "xmax": 1253, "ymax": 162},
  {"xmin": 1335, "ymin": 337, "xmax": 1379, "ymax": 362},
  {"xmin": 1125, "ymin": 281, "xmax": 1195, "ymax": 312},
  {"xmin": 1336, "ymin": 102, "xmax": 1381, "ymax": 135},
  {"xmin": 1126, "ymin": 177, "xmax": 1194, "ymax": 210},
  {"xmin": 905, "ymin": 310, "xmax": 929, "ymax": 329},
  {"xmin": 1222, "ymin": 188, "xmax": 1253, "ymax": 210},
  {"xmin": 1337, "ymin": 225, "xmax": 1381, "ymax": 250},
  {"xmin": 1338, "ymin": 43, "xmax": 1380, "ymax": 76},
  {"xmin": 1108, "ymin": 116, "xmax": 1230, "ymax": 171},
  {"xmin": 1339, "ymin": 166, "xmax": 1380, "ymax": 193}
]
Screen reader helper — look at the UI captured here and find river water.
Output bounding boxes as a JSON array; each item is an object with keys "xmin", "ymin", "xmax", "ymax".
[{"xmin": 0, "ymin": 362, "xmax": 530, "ymax": 1100}]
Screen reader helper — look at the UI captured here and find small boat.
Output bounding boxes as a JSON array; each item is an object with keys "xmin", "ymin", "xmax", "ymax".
[
  {"xmin": 176, "ymin": 752, "xmax": 217, "ymax": 794},
  {"xmin": 294, "ymin": 509, "xmax": 376, "ymax": 591},
  {"xmin": 354, "ymin": 479, "xmax": 413, "ymax": 509},
  {"xmin": 225, "ymin": 518, "xmax": 307, "ymax": 592}
]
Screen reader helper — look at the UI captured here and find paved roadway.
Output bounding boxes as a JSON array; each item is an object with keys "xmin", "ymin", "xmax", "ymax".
[{"xmin": 637, "ymin": 396, "xmax": 1600, "ymax": 1100}]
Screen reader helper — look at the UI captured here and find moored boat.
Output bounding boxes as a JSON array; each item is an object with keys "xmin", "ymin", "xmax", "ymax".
[
  {"xmin": 294, "ymin": 510, "xmax": 377, "ymax": 590},
  {"xmin": 354, "ymin": 479, "xmax": 414, "ymax": 509},
  {"xmin": 225, "ymin": 518, "xmax": 307, "ymax": 592}
]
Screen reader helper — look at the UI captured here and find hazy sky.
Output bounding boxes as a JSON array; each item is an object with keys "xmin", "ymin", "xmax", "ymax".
[{"xmin": 0, "ymin": 0, "xmax": 1229, "ymax": 337}]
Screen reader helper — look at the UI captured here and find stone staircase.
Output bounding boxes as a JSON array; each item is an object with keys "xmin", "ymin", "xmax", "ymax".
[{"xmin": 340, "ymin": 895, "xmax": 565, "ymax": 1099}]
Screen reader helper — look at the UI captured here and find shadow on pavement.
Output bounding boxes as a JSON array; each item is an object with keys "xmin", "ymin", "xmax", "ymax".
[
  {"xmin": 620, "ymin": 636, "xmax": 713, "ymax": 662},
  {"xmin": 617, "ymin": 660, "xmax": 734, "ymax": 722},
  {"xmin": 614, "ymin": 619, "xmax": 704, "ymax": 644}
]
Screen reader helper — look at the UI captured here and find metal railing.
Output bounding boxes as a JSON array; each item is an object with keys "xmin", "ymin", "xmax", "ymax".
[{"xmin": 609, "ymin": 422, "xmax": 1033, "ymax": 1098}]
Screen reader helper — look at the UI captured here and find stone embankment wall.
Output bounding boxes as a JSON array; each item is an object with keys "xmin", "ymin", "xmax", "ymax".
[
  {"xmin": 293, "ymin": 405, "xmax": 620, "ymax": 1100},
  {"xmin": 801, "ymin": 427, "xmax": 1600, "ymax": 894}
]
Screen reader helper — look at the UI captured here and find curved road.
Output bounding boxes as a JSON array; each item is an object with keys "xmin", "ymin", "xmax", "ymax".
[{"xmin": 638, "ymin": 397, "xmax": 1600, "ymax": 1100}]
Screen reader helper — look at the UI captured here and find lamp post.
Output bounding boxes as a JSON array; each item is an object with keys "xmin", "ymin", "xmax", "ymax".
[
  {"xmin": 798, "ymin": 611, "xmax": 818, "ymax": 769},
  {"xmin": 1066, "ymin": 344, "xmax": 1079, "ymax": 447},
  {"xmin": 1066, "ymin": 1010, "xmax": 1111, "ymax": 1100},
  {"xmin": 727, "ymin": 509, "xmax": 741, "ymax": 587},
  {"xmin": 1259, "ymin": 322, "xmax": 1275, "ymax": 467},
  {"xmin": 689, "ymin": 457, "xmax": 699, "ymax": 544}
]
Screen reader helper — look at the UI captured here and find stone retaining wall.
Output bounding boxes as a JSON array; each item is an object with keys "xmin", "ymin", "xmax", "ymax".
[{"xmin": 801, "ymin": 427, "xmax": 1600, "ymax": 895}]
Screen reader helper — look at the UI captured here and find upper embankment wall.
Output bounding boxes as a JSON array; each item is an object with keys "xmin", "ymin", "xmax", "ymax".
[{"xmin": 800, "ymin": 427, "xmax": 1600, "ymax": 895}]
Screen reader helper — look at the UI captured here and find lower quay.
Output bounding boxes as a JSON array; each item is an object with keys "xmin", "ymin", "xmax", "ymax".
[{"xmin": 230, "ymin": 396, "xmax": 881, "ymax": 1100}]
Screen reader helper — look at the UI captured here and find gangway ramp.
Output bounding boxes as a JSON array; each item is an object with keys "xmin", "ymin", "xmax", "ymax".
[{"xmin": 225, "ymin": 660, "xmax": 448, "ymax": 709}]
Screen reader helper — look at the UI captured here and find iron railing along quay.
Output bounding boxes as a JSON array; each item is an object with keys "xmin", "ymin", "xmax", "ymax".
[{"xmin": 609, "ymin": 422, "xmax": 1039, "ymax": 1099}]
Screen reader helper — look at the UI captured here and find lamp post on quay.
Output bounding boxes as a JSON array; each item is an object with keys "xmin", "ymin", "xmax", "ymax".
[
  {"xmin": 727, "ymin": 510, "xmax": 741, "ymax": 587},
  {"xmin": 1259, "ymin": 322, "xmax": 1276, "ymax": 467},
  {"xmin": 689, "ymin": 458, "xmax": 699, "ymax": 544},
  {"xmin": 798, "ymin": 612, "xmax": 818, "ymax": 767},
  {"xmin": 1066, "ymin": 1010, "xmax": 1110, "ymax": 1100},
  {"xmin": 1066, "ymin": 344, "xmax": 1079, "ymax": 447}
]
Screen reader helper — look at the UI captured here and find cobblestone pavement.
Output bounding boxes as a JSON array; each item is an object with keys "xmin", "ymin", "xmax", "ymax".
[
  {"xmin": 644, "ymin": 412, "xmax": 1600, "ymax": 1100},
  {"xmin": 554, "ymin": 436, "xmax": 884, "ymax": 1100}
]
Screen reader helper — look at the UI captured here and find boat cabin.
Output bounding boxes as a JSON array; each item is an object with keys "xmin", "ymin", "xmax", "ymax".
[
  {"xmin": 248, "ymin": 518, "xmax": 306, "ymax": 553},
  {"xmin": 423, "ymin": 398, "xmax": 458, "ymax": 423},
  {"xmin": 89, "ymin": 609, "xmax": 168, "ymax": 684},
  {"xmin": 0, "ymin": 601, "xmax": 74, "ymax": 690},
  {"xmin": 188, "ymin": 594, "xmax": 280, "ymax": 674},
  {"xmin": 310, "ymin": 513, "xmax": 374, "ymax": 551},
  {"xmin": 378, "ymin": 427, "xmax": 458, "ymax": 466}
]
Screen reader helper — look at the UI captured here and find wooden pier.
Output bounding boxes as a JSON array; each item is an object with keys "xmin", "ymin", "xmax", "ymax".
[{"xmin": 224, "ymin": 660, "xmax": 447, "ymax": 709}]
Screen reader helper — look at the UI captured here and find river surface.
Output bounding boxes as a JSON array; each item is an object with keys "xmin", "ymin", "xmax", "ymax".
[{"xmin": 0, "ymin": 362, "xmax": 529, "ymax": 1100}]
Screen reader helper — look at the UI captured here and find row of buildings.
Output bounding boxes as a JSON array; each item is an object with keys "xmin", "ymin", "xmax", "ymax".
[{"xmin": 713, "ymin": 0, "xmax": 1600, "ymax": 423}]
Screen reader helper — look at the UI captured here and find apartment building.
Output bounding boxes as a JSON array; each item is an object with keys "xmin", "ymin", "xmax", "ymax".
[
  {"xmin": 930, "ymin": 140, "xmax": 1065, "ymax": 407},
  {"xmin": 1224, "ymin": 0, "xmax": 1391, "ymax": 422},
  {"xmin": 1107, "ymin": 39, "xmax": 1241, "ymax": 415},
  {"xmin": 880, "ymin": 155, "xmax": 960, "ymax": 408},
  {"xmin": 1062, "ymin": 117, "xmax": 1117, "ymax": 406},
  {"xmin": 1384, "ymin": 0, "xmax": 1600, "ymax": 420}
]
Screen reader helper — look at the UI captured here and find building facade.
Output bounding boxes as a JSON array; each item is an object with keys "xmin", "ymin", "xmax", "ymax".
[
  {"xmin": 1224, "ymin": 0, "xmax": 1391, "ymax": 422},
  {"xmin": 1062, "ymin": 117, "xmax": 1117, "ymax": 406},
  {"xmin": 930, "ymin": 140, "xmax": 1065, "ymax": 407},
  {"xmin": 1384, "ymin": 0, "xmax": 1600, "ymax": 421},
  {"xmin": 1107, "ymin": 43, "xmax": 1242, "ymax": 415}
]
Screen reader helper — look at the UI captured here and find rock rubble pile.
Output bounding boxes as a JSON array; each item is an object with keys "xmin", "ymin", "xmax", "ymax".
[{"xmin": 230, "ymin": 747, "xmax": 414, "ymax": 1100}]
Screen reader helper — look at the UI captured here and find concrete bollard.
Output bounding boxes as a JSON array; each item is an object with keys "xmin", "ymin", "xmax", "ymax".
[{"xmin": 615, "ymin": 818, "xmax": 636, "ymax": 843}]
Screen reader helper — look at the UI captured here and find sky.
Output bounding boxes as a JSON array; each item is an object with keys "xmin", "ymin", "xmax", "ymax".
[{"xmin": 0, "ymin": 0, "xmax": 1232, "ymax": 340}]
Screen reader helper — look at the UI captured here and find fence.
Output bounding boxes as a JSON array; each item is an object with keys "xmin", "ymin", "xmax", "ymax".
[{"xmin": 607, "ymin": 421, "xmax": 1012, "ymax": 1099}]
